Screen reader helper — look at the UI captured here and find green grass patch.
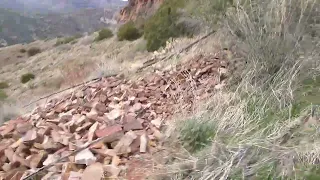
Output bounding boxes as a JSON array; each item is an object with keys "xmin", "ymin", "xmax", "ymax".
[
  {"xmin": 20, "ymin": 73, "xmax": 35, "ymax": 84},
  {"xmin": 95, "ymin": 28, "xmax": 113, "ymax": 41},
  {"xmin": 178, "ymin": 118, "xmax": 216, "ymax": 153},
  {"xmin": 304, "ymin": 165, "xmax": 320, "ymax": 180},
  {"xmin": 0, "ymin": 90, "xmax": 7, "ymax": 101},
  {"xmin": 291, "ymin": 76, "xmax": 320, "ymax": 117}
]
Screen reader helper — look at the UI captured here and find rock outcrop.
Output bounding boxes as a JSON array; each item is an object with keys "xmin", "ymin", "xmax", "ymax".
[{"xmin": 117, "ymin": 0, "xmax": 164, "ymax": 23}]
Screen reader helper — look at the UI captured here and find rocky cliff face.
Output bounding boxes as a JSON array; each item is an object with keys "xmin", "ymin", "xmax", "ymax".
[{"xmin": 117, "ymin": 0, "xmax": 164, "ymax": 23}]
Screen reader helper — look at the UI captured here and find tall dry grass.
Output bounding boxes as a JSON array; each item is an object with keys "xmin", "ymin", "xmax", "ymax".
[
  {"xmin": 161, "ymin": 0, "xmax": 320, "ymax": 179},
  {"xmin": 0, "ymin": 102, "xmax": 22, "ymax": 125}
]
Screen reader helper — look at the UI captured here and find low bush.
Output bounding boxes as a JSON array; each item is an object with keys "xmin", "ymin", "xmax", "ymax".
[
  {"xmin": 55, "ymin": 35, "xmax": 81, "ymax": 46},
  {"xmin": 178, "ymin": 118, "xmax": 215, "ymax": 152},
  {"xmin": 144, "ymin": 0, "xmax": 189, "ymax": 51},
  {"xmin": 117, "ymin": 21, "xmax": 142, "ymax": 41},
  {"xmin": 95, "ymin": 28, "xmax": 113, "ymax": 41},
  {"xmin": 0, "ymin": 82, "xmax": 9, "ymax": 89},
  {"xmin": 27, "ymin": 47, "xmax": 41, "ymax": 57},
  {"xmin": 21, "ymin": 73, "xmax": 35, "ymax": 84},
  {"xmin": 19, "ymin": 48, "xmax": 26, "ymax": 53}
]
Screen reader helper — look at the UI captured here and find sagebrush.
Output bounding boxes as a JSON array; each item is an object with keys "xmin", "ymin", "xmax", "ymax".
[{"xmin": 21, "ymin": 73, "xmax": 35, "ymax": 84}]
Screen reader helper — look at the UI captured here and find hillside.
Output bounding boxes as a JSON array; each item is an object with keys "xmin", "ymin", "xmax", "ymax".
[
  {"xmin": 0, "ymin": 8, "xmax": 120, "ymax": 47},
  {"xmin": 0, "ymin": 0, "xmax": 319, "ymax": 179},
  {"xmin": 0, "ymin": 0, "xmax": 127, "ymax": 13}
]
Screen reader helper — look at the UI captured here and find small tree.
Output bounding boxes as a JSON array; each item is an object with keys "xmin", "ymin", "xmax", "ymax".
[{"xmin": 117, "ymin": 21, "xmax": 142, "ymax": 41}]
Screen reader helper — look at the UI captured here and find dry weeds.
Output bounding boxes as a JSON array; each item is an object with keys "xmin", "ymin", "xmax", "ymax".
[{"xmin": 157, "ymin": 0, "xmax": 320, "ymax": 179}]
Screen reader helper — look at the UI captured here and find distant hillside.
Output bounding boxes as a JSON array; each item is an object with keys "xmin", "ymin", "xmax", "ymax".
[
  {"xmin": 0, "ymin": 0, "xmax": 127, "ymax": 13},
  {"xmin": 0, "ymin": 7, "xmax": 120, "ymax": 47},
  {"xmin": 0, "ymin": 8, "xmax": 41, "ymax": 46}
]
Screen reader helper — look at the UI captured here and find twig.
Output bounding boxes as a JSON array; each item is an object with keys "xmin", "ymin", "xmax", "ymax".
[{"xmin": 22, "ymin": 134, "xmax": 117, "ymax": 180}]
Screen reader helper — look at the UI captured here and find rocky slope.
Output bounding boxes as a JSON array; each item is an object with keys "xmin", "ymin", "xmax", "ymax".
[
  {"xmin": 0, "ymin": 52, "xmax": 229, "ymax": 179},
  {"xmin": 117, "ymin": 0, "xmax": 164, "ymax": 22}
]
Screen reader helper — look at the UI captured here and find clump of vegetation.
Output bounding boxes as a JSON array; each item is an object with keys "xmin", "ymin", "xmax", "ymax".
[
  {"xmin": 27, "ymin": 47, "xmax": 41, "ymax": 57},
  {"xmin": 0, "ymin": 82, "xmax": 9, "ymax": 89},
  {"xmin": 117, "ymin": 21, "xmax": 142, "ymax": 41},
  {"xmin": 178, "ymin": 118, "xmax": 215, "ymax": 152},
  {"xmin": 21, "ymin": 73, "xmax": 35, "ymax": 84},
  {"xmin": 95, "ymin": 28, "xmax": 113, "ymax": 41},
  {"xmin": 0, "ymin": 90, "xmax": 7, "ymax": 101},
  {"xmin": 144, "ymin": 0, "xmax": 190, "ymax": 52},
  {"xmin": 55, "ymin": 35, "xmax": 81, "ymax": 46},
  {"xmin": 19, "ymin": 48, "xmax": 26, "ymax": 53},
  {"xmin": 186, "ymin": 0, "xmax": 234, "ymax": 27}
]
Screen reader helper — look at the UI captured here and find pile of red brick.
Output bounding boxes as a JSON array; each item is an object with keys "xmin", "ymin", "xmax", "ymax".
[{"xmin": 0, "ymin": 54, "xmax": 228, "ymax": 180}]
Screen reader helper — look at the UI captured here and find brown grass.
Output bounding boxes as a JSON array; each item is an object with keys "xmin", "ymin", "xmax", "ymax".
[
  {"xmin": 158, "ymin": 0, "xmax": 320, "ymax": 179},
  {"xmin": 0, "ymin": 103, "xmax": 22, "ymax": 125}
]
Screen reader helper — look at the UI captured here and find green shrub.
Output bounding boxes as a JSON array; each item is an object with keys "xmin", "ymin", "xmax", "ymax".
[
  {"xmin": 0, "ymin": 90, "xmax": 7, "ymax": 101},
  {"xmin": 117, "ymin": 21, "xmax": 142, "ymax": 41},
  {"xmin": 95, "ymin": 28, "xmax": 113, "ymax": 41},
  {"xmin": 186, "ymin": 0, "xmax": 234, "ymax": 27},
  {"xmin": 0, "ymin": 82, "xmax": 9, "ymax": 89},
  {"xmin": 19, "ymin": 48, "xmax": 26, "ymax": 53},
  {"xmin": 55, "ymin": 35, "xmax": 81, "ymax": 46},
  {"xmin": 178, "ymin": 118, "xmax": 215, "ymax": 152},
  {"xmin": 21, "ymin": 73, "xmax": 35, "ymax": 84},
  {"xmin": 27, "ymin": 47, "xmax": 41, "ymax": 57},
  {"xmin": 144, "ymin": 0, "xmax": 189, "ymax": 52}
]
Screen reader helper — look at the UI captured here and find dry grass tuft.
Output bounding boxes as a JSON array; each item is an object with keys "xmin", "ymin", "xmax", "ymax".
[{"xmin": 0, "ymin": 103, "xmax": 22, "ymax": 125}]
